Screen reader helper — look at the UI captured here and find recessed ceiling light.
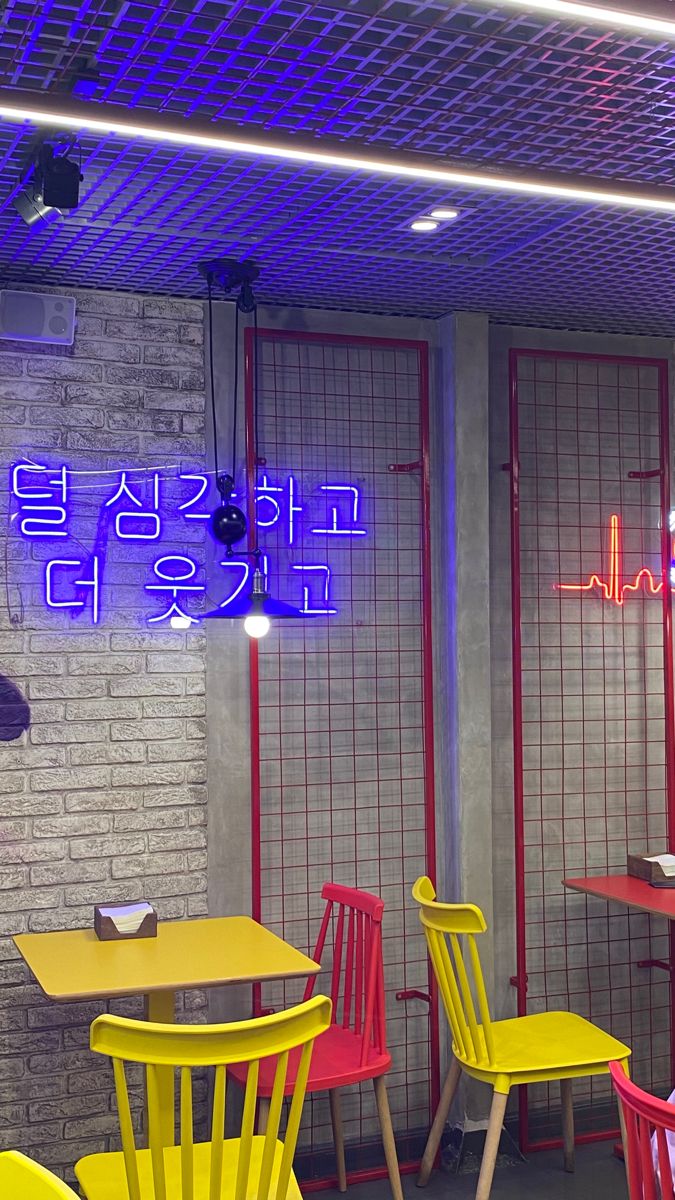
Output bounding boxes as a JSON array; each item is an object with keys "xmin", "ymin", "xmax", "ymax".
[
  {"xmin": 472, "ymin": 1, "xmax": 675, "ymax": 39},
  {"xmin": 429, "ymin": 208, "xmax": 460, "ymax": 221},
  {"xmin": 3, "ymin": 90, "xmax": 675, "ymax": 214},
  {"xmin": 410, "ymin": 219, "xmax": 439, "ymax": 232}
]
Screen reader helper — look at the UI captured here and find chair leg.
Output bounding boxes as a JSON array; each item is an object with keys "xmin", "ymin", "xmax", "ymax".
[
  {"xmin": 329, "ymin": 1089, "xmax": 348, "ymax": 1193},
  {"xmin": 417, "ymin": 1057, "xmax": 462, "ymax": 1187},
  {"xmin": 257, "ymin": 1096, "xmax": 270, "ymax": 1134},
  {"xmin": 561, "ymin": 1079, "xmax": 574, "ymax": 1173},
  {"xmin": 373, "ymin": 1076, "xmax": 404, "ymax": 1200},
  {"xmin": 475, "ymin": 1089, "xmax": 508, "ymax": 1200}
]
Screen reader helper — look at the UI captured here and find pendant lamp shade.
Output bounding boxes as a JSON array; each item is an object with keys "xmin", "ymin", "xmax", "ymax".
[
  {"xmin": 203, "ymin": 568, "xmax": 305, "ymax": 637},
  {"xmin": 204, "ymin": 593, "xmax": 304, "ymax": 620}
]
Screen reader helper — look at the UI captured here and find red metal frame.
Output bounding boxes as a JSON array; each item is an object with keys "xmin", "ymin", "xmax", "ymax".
[
  {"xmin": 509, "ymin": 348, "xmax": 675, "ymax": 1151},
  {"xmin": 244, "ymin": 329, "xmax": 263, "ymax": 1018},
  {"xmin": 659, "ymin": 362, "xmax": 675, "ymax": 1084},
  {"xmin": 418, "ymin": 338, "xmax": 440, "ymax": 1121},
  {"xmin": 244, "ymin": 326, "xmax": 438, "ymax": 1184},
  {"xmin": 508, "ymin": 349, "xmax": 529, "ymax": 1151}
]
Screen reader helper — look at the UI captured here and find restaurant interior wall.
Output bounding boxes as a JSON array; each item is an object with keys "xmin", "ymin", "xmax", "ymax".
[
  {"xmin": 7, "ymin": 287, "xmax": 655, "ymax": 1171},
  {"xmin": 489, "ymin": 323, "xmax": 675, "ymax": 1141},
  {"xmin": 0, "ymin": 287, "xmax": 209, "ymax": 1174}
]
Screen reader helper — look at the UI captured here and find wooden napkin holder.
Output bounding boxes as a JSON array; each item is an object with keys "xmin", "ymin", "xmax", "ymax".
[
  {"xmin": 94, "ymin": 904, "xmax": 158, "ymax": 941},
  {"xmin": 627, "ymin": 854, "xmax": 675, "ymax": 888}
]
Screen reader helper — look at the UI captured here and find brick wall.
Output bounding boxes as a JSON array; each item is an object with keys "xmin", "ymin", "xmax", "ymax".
[{"xmin": 0, "ymin": 288, "xmax": 208, "ymax": 1174}]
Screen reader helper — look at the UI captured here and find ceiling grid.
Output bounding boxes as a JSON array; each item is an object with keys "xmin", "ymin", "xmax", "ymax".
[{"xmin": 1, "ymin": 0, "xmax": 675, "ymax": 329}]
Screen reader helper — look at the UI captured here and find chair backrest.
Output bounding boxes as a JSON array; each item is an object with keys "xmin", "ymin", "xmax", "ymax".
[
  {"xmin": 610, "ymin": 1060, "xmax": 675, "ymax": 1200},
  {"xmin": 412, "ymin": 876, "xmax": 495, "ymax": 1069},
  {"xmin": 0, "ymin": 1151, "xmax": 80, "ymax": 1199},
  {"xmin": 303, "ymin": 882, "xmax": 387, "ymax": 1066},
  {"xmin": 89, "ymin": 994, "xmax": 331, "ymax": 1200}
]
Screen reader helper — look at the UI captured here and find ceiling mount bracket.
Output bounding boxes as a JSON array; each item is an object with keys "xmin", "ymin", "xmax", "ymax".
[{"xmin": 198, "ymin": 258, "xmax": 259, "ymax": 292}]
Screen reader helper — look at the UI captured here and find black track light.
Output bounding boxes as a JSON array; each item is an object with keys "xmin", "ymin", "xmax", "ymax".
[
  {"xmin": 39, "ymin": 144, "xmax": 82, "ymax": 209},
  {"xmin": 12, "ymin": 140, "xmax": 83, "ymax": 227}
]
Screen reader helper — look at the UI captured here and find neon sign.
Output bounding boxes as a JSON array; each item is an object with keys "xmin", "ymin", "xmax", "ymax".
[
  {"xmin": 104, "ymin": 471, "xmax": 161, "ymax": 540},
  {"xmin": 46, "ymin": 557, "xmax": 100, "ymax": 623},
  {"xmin": 9, "ymin": 462, "xmax": 368, "ymax": 627},
  {"xmin": 555, "ymin": 513, "xmax": 665, "ymax": 606}
]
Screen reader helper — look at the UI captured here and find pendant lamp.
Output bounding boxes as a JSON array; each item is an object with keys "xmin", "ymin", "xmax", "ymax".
[{"xmin": 199, "ymin": 259, "xmax": 304, "ymax": 637}]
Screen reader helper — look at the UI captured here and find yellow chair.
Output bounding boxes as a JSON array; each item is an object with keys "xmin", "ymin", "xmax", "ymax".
[
  {"xmin": 0, "ymin": 1151, "xmax": 80, "ymax": 1199},
  {"xmin": 412, "ymin": 876, "xmax": 631, "ymax": 1200},
  {"xmin": 75, "ymin": 995, "xmax": 331, "ymax": 1200}
]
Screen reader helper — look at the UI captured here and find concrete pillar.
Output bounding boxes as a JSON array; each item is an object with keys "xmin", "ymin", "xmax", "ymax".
[
  {"xmin": 435, "ymin": 311, "xmax": 494, "ymax": 1125},
  {"xmin": 205, "ymin": 299, "xmax": 253, "ymax": 1023}
]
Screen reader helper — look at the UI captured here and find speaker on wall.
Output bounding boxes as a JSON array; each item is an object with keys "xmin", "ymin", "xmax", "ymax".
[{"xmin": 0, "ymin": 290, "xmax": 76, "ymax": 346}]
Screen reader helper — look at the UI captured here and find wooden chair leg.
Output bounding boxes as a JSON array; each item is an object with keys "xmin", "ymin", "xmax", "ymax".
[
  {"xmin": 257, "ymin": 1096, "xmax": 270, "ymax": 1134},
  {"xmin": 417, "ymin": 1057, "xmax": 462, "ymax": 1187},
  {"xmin": 329, "ymin": 1089, "xmax": 347, "ymax": 1193},
  {"xmin": 373, "ymin": 1075, "xmax": 404, "ymax": 1200},
  {"xmin": 475, "ymin": 1089, "xmax": 508, "ymax": 1200},
  {"xmin": 561, "ymin": 1079, "xmax": 574, "ymax": 1173}
]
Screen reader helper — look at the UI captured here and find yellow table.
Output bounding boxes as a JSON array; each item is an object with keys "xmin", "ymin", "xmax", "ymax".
[{"xmin": 14, "ymin": 915, "xmax": 319, "ymax": 1144}]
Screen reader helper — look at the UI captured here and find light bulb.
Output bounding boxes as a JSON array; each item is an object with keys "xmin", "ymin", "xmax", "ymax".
[
  {"xmin": 244, "ymin": 614, "xmax": 271, "ymax": 639},
  {"xmin": 429, "ymin": 207, "xmax": 460, "ymax": 220},
  {"xmin": 410, "ymin": 219, "xmax": 438, "ymax": 232},
  {"xmin": 170, "ymin": 614, "xmax": 193, "ymax": 630}
]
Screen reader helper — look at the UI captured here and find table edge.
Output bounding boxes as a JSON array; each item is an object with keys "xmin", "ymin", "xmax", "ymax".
[
  {"xmin": 38, "ymin": 964, "xmax": 321, "ymax": 1003},
  {"xmin": 14, "ymin": 961, "xmax": 321, "ymax": 1003},
  {"xmin": 13, "ymin": 919, "xmax": 321, "ymax": 1003},
  {"xmin": 562, "ymin": 876, "xmax": 675, "ymax": 920}
]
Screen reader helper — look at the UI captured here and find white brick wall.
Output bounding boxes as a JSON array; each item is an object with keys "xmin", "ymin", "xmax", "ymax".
[{"xmin": 0, "ymin": 289, "xmax": 208, "ymax": 1175}]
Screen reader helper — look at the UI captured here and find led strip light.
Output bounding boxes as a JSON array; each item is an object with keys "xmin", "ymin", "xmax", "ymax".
[
  {"xmin": 1, "ymin": 90, "xmax": 675, "ymax": 214},
  {"xmin": 480, "ymin": 1, "xmax": 675, "ymax": 38}
]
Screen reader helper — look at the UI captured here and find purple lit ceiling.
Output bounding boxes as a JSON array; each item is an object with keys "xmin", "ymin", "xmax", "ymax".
[{"xmin": 1, "ymin": 0, "xmax": 675, "ymax": 332}]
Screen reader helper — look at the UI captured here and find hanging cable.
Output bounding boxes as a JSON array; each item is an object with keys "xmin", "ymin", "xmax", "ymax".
[
  {"xmin": 203, "ymin": 267, "xmax": 247, "ymax": 554},
  {"xmin": 231, "ymin": 301, "xmax": 240, "ymax": 479},
  {"xmin": 206, "ymin": 272, "xmax": 220, "ymax": 484},
  {"xmin": 253, "ymin": 299, "xmax": 260, "ymax": 468}
]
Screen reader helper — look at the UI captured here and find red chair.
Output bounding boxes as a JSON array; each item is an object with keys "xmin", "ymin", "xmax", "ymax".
[
  {"xmin": 610, "ymin": 1059, "xmax": 675, "ymax": 1198},
  {"xmin": 230, "ymin": 883, "xmax": 403, "ymax": 1198}
]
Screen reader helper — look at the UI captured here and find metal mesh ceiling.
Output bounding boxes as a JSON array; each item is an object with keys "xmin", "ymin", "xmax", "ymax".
[{"xmin": 1, "ymin": 0, "xmax": 675, "ymax": 331}]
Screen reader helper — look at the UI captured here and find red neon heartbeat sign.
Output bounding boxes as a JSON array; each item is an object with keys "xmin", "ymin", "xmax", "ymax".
[{"xmin": 555, "ymin": 514, "xmax": 664, "ymax": 606}]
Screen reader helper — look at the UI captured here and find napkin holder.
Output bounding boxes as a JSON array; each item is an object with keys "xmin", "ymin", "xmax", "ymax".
[
  {"xmin": 627, "ymin": 854, "xmax": 675, "ymax": 888},
  {"xmin": 94, "ymin": 903, "xmax": 158, "ymax": 941}
]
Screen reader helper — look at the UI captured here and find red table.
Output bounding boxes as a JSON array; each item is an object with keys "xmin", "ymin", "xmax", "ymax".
[
  {"xmin": 563, "ymin": 874, "xmax": 675, "ymax": 1075},
  {"xmin": 564, "ymin": 873, "xmax": 675, "ymax": 921},
  {"xmin": 563, "ymin": 873, "xmax": 675, "ymax": 1160}
]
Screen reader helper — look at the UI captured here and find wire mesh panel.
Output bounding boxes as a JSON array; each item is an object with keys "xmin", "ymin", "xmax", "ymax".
[
  {"xmin": 510, "ymin": 349, "xmax": 675, "ymax": 1145},
  {"xmin": 244, "ymin": 328, "xmax": 436, "ymax": 1184}
]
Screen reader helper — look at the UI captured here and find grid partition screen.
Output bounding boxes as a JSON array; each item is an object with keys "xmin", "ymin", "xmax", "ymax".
[
  {"xmin": 509, "ymin": 349, "xmax": 675, "ymax": 1145},
  {"xmin": 244, "ymin": 329, "xmax": 436, "ymax": 1184}
]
